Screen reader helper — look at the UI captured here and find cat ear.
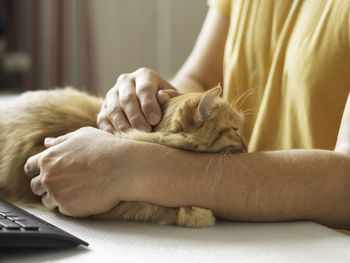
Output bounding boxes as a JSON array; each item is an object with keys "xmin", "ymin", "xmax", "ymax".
[{"xmin": 197, "ymin": 85, "xmax": 222, "ymax": 121}]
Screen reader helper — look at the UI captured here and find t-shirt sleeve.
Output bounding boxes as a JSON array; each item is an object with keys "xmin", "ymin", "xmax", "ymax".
[{"xmin": 207, "ymin": 0, "xmax": 231, "ymax": 17}]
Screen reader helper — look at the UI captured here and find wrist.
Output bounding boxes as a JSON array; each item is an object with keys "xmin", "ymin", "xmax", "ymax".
[
  {"xmin": 127, "ymin": 142, "xmax": 207, "ymax": 207},
  {"xmin": 108, "ymin": 139, "xmax": 138, "ymax": 202},
  {"xmin": 110, "ymin": 139, "xmax": 169, "ymax": 203},
  {"xmin": 125, "ymin": 141, "xmax": 177, "ymax": 202}
]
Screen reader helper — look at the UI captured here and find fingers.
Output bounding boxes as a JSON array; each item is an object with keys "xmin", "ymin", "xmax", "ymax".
[
  {"xmin": 25, "ymin": 150, "xmax": 57, "ymax": 210},
  {"xmin": 30, "ymin": 175, "xmax": 46, "ymax": 196},
  {"xmin": 161, "ymin": 88, "xmax": 180, "ymax": 98},
  {"xmin": 98, "ymin": 96, "xmax": 130, "ymax": 133},
  {"xmin": 24, "ymin": 153, "xmax": 49, "ymax": 205},
  {"xmin": 157, "ymin": 89, "xmax": 180, "ymax": 105},
  {"xmin": 41, "ymin": 193, "xmax": 57, "ymax": 210},
  {"xmin": 135, "ymin": 74, "xmax": 176, "ymax": 124},
  {"xmin": 24, "ymin": 154, "xmax": 41, "ymax": 178},
  {"xmin": 135, "ymin": 74, "xmax": 162, "ymax": 126},
  {"xmin": 25, "ymin": 152, "xmax": 48, "ymax": 198},
  {"xmin": 118, "ymin": 74, "xmax": 152, "ymax": 132},
  {"xmin": 96, "ymin": 112, "xmax": 115, "ymax": 134},
  {"xmin": 44, "ymin": 133, "xmax": 71, "ymax": 148},
  {"xmin": 98, "ymin": 68, "xmax": 180, "ymax": 133},
  {"xmin": 30, "ymin": 178, "xmax": 57, "ymax": 210}
]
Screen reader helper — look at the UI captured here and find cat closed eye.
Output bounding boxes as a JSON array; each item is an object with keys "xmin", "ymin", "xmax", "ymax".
[{"xmin": 232, "ymin": 127, "xmax": 238, "ymax": 131}]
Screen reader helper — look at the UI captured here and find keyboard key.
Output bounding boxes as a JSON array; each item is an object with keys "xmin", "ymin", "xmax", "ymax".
[
  {"xmin": 0, "ymin": 212, "xmax": 11, "ymax": 217},
  {"xmin": 0, "ymin": 212, "xmax": 17, "ymax": 217},
  {"xmin": 0, "ymin": 218, "xmax": 21, "ymax": 230},
  {"xmin": 15, "ymin": 220, "xmax": 39, "ymax": 230},
  {"xmin": 6, "ymin": 216, "xmax": 21, "ymax": 221}
]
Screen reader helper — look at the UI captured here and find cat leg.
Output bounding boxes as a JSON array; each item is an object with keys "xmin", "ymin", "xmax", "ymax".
[
  {"xmin": 94, "ymin": 201, "xmax": 178, "ymax": 225},
  {"xmin": 94, "ymin": 201, "xmax": 215, "ymax": 227},
  {"xmin": 176, "ymin": 206, "xmax": 215, "ymax": 227}
]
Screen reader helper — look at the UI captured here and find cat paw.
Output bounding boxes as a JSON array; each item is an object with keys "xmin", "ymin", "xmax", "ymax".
[{"xmin": 176, "ymin": 206, "xmax": 215, "ymax": 227}]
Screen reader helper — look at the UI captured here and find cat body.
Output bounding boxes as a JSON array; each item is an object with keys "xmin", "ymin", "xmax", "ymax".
[{"xmin": 0, "ymin": 86, "xmax": 245, "ymax": 227}]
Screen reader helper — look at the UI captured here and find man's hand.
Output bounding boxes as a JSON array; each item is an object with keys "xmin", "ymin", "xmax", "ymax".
[
  {"xmin": 97, "ymin": 67, "xmax": 179, "ymax": 133},
  {"xmin": 24, "ymin": 127, "xmax": 131, "ymax": 217}
]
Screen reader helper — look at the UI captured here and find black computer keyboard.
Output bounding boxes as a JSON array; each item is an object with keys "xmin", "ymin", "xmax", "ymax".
[{"xmin": 0, "ymin": 198, "xmax": 88, "ymax": 248}]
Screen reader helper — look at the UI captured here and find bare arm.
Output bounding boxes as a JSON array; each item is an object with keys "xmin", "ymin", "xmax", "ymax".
[
  {"xmin": 171, "ymin": 7, "xmax": 229, "ymax": 93},
  {"xmin": 127, "ymin": 143, "xmax": 350, "ymax": 229},
  {"xmin": 335, "ymin": 92, "xmax": 350, "ymax": 154},
  {"xmin": 25, "ymin": 127, "xmax": 350, "ymax": 229}
]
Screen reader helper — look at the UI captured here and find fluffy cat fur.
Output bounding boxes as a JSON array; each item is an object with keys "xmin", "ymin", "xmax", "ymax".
[{"xmin": 0, "ymin": 85, "xmax": 246, "ymax": 227}]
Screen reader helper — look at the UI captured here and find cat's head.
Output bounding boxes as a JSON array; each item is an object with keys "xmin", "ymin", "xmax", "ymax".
[{"xmin": 156, "ymin": 85, "xmax": 247, "ymax": 153}]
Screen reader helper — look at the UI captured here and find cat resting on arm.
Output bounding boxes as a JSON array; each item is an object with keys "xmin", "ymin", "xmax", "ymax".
[{"xmin": 0, "ymin": 85, "xmax": 246, "ymax": 227}]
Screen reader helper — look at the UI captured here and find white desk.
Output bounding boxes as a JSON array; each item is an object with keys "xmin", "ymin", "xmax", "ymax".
[
  {"xmin": 0, "ymin": 93, "xmax": 18, "ymax": 103},
  {"xmin": 1, "ymin": 207, "xmax": 350, "ymax": 263}
]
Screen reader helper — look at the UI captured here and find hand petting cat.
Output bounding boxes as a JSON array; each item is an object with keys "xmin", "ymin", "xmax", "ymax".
[{"xmin": 97, "ymin": 67, "xmax": 179, "ymax": 134}]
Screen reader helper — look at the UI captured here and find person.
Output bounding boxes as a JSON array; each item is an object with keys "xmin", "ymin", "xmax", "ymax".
[{"xmin": 24, "ymin": 0, "xmax": 350, "ymax": 228}]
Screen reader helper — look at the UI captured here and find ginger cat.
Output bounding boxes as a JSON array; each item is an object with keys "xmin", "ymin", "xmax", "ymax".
[{"xmin": 0, "ymin": 85, "xmax": 246, "ymax": 227}]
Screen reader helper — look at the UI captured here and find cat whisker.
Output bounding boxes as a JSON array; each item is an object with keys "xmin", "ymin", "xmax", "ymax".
[
  {"xmin": 239, "ymin": 108, "xmax": 255, "ymax": 118},
  {"xmin": 236, "ymin": 108, "xmax": 256, "ymax": 120},
  {"xmin": 232, "ymin": 88, "xmax": 255, "ymax": 111},
  {"xmin": 230, "ymin": 155, "xmax": 261, "ymax": 211},
  {"xmin": 206, "ymin": 152, "xmax": 227, "ymax": 201}
]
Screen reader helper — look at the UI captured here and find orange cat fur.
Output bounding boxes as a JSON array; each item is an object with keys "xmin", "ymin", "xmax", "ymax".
[{"xmin": 0, "ymin": 85, "xmax": 246, "ymax": 227}]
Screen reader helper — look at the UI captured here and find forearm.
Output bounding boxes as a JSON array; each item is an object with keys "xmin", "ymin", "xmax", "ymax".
[
  {"xmin": 170, "ymin": 75, "xmax": 207, "ymax": 94},
  {"xmin": 169, "ymin": 8, "xmax": 229, "ymax": 94},
  {"xmin": 127, "ymin": 144, "xmax": 350, "ymax": 228}
]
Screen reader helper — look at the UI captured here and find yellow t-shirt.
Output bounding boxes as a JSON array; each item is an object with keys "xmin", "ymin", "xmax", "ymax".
[{"xmin": 208, "ymin": 0, "xmax": 350, "ymax": 152}]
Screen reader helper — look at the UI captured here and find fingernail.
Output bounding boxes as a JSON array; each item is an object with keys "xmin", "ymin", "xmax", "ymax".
[
  {"xmin": 157, "ymin": 91, "xmax": 170, "ymax": 105},
  {"xmin": 44, "ymin": 137, "xmax": 55, "ymax": 144},
  {"xmin": 149, "ymin": 113, "xmax": 160, "ymax": 125},
  {"xmin": 139, "ymin": 125, "xmax": 151, "ymax": 132}
]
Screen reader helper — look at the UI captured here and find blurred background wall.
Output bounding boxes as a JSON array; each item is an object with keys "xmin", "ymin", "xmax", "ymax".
[{"xmin": 0, "ymin": 0, "xmax": 208, "ymax": 96}]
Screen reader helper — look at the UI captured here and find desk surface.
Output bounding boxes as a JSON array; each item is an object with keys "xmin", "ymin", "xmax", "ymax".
[{"xmin": 1, "ymin": 207, "xmax": 350, "ymax": 263}]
